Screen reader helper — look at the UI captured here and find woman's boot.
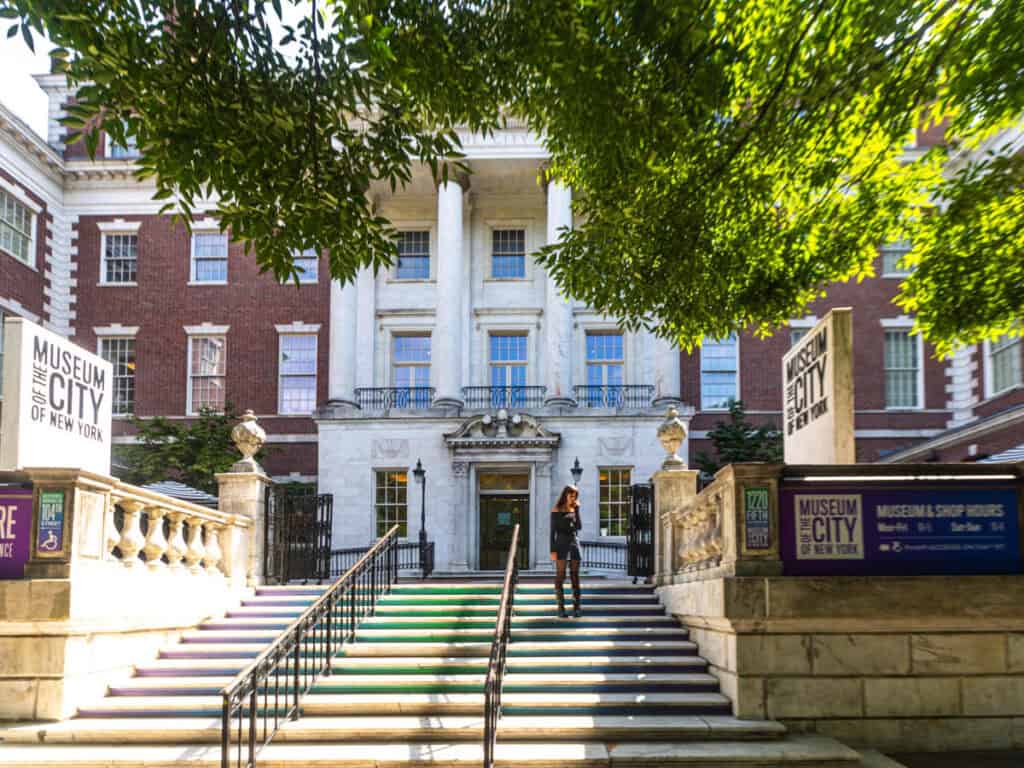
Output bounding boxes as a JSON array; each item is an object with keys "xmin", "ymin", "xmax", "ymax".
[
  {"xmin": 557, "ymin": 594, "xmax": 568, "ymax": 618},
  {"xmin": 573, "ymin": 589, "xmax": 582, "ymax": 618}
]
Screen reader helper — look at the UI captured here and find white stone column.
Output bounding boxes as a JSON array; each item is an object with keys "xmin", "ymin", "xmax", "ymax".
[
  {"xmin": 355, "ymin": 268, "xmax": 377, "ymax": 389},
  {"xmin": 450, "ymin": 461, "xmax": 470, "ymax": 570},
  {"xmin": 433, "ymin": 179, "xmax": 466, "ymax": 408},
  {"xmin": 653, "ymin": 334, "xmax": 683, "ymax": 407},
  {"xmin": 328, "ymin": 278, "xmax": 359, "ymax": 406},
  {"xmin": 544, "ymin": 181, "xmax": 575, "ymax": 406}
]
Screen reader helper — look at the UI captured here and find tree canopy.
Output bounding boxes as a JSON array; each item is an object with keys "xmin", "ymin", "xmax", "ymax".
[
  {"xmin": 693, "ymin": 400, "xmax": 783, "ymax": 480},
  {"xmin": 4, "ymin": 0, "xmax": 1022, "ymax": 355}
]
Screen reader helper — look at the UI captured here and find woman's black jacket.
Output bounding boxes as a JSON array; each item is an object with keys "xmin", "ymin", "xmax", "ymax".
[{"xmin": 550, "ymin": 508, "xmax": 582, "ymax": 559}]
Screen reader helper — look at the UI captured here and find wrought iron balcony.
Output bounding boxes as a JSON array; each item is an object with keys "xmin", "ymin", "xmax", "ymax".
[
  {"xmin": 573, "ymin": 384, "xmax": 655, "ymax": 409},
  {"xmin": 356, "ymin": 387, "xmax": 435, "ymax": 410},
  {"xmin": 462, "ymin": 386, "xmax": 547, "ymax": 410}
]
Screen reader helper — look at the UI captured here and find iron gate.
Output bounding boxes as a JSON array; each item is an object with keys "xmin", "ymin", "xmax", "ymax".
[
  {"xmin": 627, "ymin": 483, "xmax": 654, "ymax": 582},
  {"xmin": 264, "ymin": 487, "xmax": 334, "ymax": 583}
]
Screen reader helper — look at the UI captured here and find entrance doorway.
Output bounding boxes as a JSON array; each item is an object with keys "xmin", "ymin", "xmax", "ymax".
[{"xmin": 478, "ymin": 471, "xmax": 530, "ymax": 570}]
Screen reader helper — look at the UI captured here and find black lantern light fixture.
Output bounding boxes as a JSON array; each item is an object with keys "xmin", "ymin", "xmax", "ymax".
[
  {"xmin": 413, "ymin": 458, "xmax": 427, "ymax": 548},
  {"xmin": 570, "ymin": 456, "xmax": 583, "ymax": 485}
]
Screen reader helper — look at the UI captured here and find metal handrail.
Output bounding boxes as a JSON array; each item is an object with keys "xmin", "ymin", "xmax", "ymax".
[
  {"xmin": 483, "ymin": 524, "xmax": 519, "ymax": 768},
  {"xmin": 220, "ymin": 525, "xmax": 401, "ymax": 768}
]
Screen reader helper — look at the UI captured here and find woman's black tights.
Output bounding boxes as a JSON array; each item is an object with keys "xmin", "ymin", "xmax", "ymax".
[{"xmin": 555, "ymin": 558, "xmax": 581, "ymax": 609}]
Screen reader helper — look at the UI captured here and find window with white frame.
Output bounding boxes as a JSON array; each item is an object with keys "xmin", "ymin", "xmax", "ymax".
[
  {"xmin": 0, "ymin": 189, "xmax": 34, "ymax": 266},
  {"xmin": 790, "ymin": 328, "xmax": 808, "ymax": 348},
  {"xmin": 881, "ymin": 240, "xmax": 913, "ymax": 276},
  {"xmin": 108, "ymin": 132, "xmax": 140, "ymax": 160},
  {"xmin": 489, "ymin": 333, "xmax": 527, "ymax": 389},
  {"xmin": 491, "ymin": 229, "xmax": 526, "ymax": 279},
  {"xmin": 279, "ymin": 334, "xmax": 317, "ymax": 414},
  {"xmin": 396, "ymin": 231, "xmax": 430, "ymax": 280},
  {"xmin": 191, "ymin": 232, "xmax": 228, "ymax": 283},
  {"xmin": 392, "ymin": 334, "xmax": 431, "ymax": 407},
  {"xmin": 987, "ymin": 333, "xmax": 1022, "ymax": 397},
  {"xmin": 583, "ymin": 331, "xmax": 624, "ymax": 406},
  {"xmin": 700, "ymin": 334, "xmax": 738, "ymax": 410},
  {"xmin": 599, "ymin": 468, "xmax": 631, "ymax": 536},
  {"xmin": 100, "ymin": 338, "xmax": 136, "ymax": 415},
  {"xmin": 188, "ymin": 335, "xmax": 226, "ymax": 413},
  {"xmin": 375, "ymin": 470, "xmax": 408, "ymax": 537},
  {"xmin": 101, "ymin": 232, "xmax": 138, "ymax": 284},
  {"xmin": 884, "ymin": 329, "xmax": 921, "ymax": 408},
  {"xmin": 293, "ymin": 248, "xmax": 319, "ymax": 283}
]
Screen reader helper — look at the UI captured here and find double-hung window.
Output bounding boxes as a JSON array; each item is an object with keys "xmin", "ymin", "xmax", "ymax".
[
  {"xmin": 293, "ymin": 248, "xmax": 319, "ymax": 283},
  {"xmin": 987, "ymin": 333, "xmax": 1022, "ymax": 397},
  {"xmin": 188, "ymin": 335, "xmax": 227, "ymax": 413},
  {"xmin": 279, "ymin": 334, "xmax": 318, "ymax": 414},
  {"xmin": 584, "ymin": 331, "xmax": 624, "ymax": 406},
  {"xmin": 191, "ymin": 232, "xmax": 228, "ymax": 283},
  {"xmin": 396, "ymin": 231, "xmax": 430, "ymax": 280},
  {"xmin": 392, "ymin": 334, "xmax": 432, "ymax": 408},
  {"xmin": 790, "ymin": 328, "xmax": 808, "ymax": 348},
  {"xmin": 0, "ymin": 189, "xmax": 34, "ymax": 266},
  {"xmin": 491, "ymin": 229, "xmax": 526, "ymax": 279},
  {"xmin": 375, "ymin": 470, "xmax": 408, "ymax": 537},
  {"xmin": 700, "ymin": 335, "xmax": 738, "ymax": 410},
  {"xmin": 100, "ymin": 338, "xmax": 136, "ymax": 415},
  {"xmin": 884, "ymin": 329, "xmax": 921, "ymax": 408},
  {"xmin": 489, "ymin": 333, "xmax": 528, "ymax": 406},
  {"xmin": 102, "ymin": 232, "xmax": 138, "ymax": 284},
  {"xmin": 108, "ymin": 133, "xmax": 140, "ymax": 160},
  {"xmin": 881, "ymin": 240, "xmax": 913, "ymax": 277},
  {"xmin": 598, "ymin": 468, "xmax": 632, "ymax": 536}
]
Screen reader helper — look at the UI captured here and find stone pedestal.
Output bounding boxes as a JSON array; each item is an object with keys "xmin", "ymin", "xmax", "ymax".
[
  {"xmin": 216, "ymin": 470, "xmax": 271, "ymax": 587},
  {"xmin": 653, "ymin": 468, "xmax": 699, "ymax": 585}
]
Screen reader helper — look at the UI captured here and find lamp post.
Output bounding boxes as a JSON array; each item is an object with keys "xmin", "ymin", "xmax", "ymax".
[
  {"xmin": 570, "ymin": 456, "xmax": 583, "ymax": 485},
  {"xmin": 413, "ymin": 459, "xmax": 427, "ymax": 577}
]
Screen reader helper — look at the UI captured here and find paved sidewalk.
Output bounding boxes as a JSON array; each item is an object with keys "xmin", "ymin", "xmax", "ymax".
[{"xmin": 890, "ymin": 752, "xmax": 1024, "ymax": 767}]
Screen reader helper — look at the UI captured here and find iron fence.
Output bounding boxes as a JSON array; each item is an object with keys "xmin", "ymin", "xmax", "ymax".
[
  {"xmin": 462, "ymin": 386, "xmax": 547, "ymax": 409},
  {"xmin": 329, "ymin": 540, "xmax": 434, "ymax": 579},
  {"xmin": 579, "ymin": 539, "xmax": 627, "ymax": 570},
  {"xmin": 355, "ymin": 387, "xmax": 435, "ymax": 410},
  {"xmin": 573, "ymin": 384, "xmax": 655, "ymax": 408}
]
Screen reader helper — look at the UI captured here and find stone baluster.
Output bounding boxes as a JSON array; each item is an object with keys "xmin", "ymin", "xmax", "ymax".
[
  {"xmin": 203, "ymin": 522, "xmax": 223, "ymax": 573},
  {"xmin": 165, "ymin": 512, "xmax": 188, "ymax": 569},
  {"xmin": 117, "ymin": 500, "xmax": 146, "ymax": 566},
  {"xmin": 105, "ymin": 496, "xmax": 122, "ymax": 559},
  {"xmin": 184, "ymin": 516, "xmax": 207, "ymax": 572},
  {"xmin": 142, "ymin": 506, "xmax": 168, "ymax": 569}
]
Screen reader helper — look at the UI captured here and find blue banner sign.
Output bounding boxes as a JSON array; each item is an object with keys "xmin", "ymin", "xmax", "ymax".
[{"xmin": 780, "ymin": 484, "xmax": 1020, "ymax": 576}]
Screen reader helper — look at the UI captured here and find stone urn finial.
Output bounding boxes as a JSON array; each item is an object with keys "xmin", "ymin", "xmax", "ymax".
[
  {"xmin": 657, "ymin": 406, "xmax": 687, "ymax": 469},
  {"xmin": 230, "ymin": 409, "xmax": 266, "ymax": 472}
]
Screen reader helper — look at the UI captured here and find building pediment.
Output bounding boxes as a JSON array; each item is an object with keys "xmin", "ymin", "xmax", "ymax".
[{"xmin": 444, "ymin": 409, "xmax": 560, "ymax": 450}]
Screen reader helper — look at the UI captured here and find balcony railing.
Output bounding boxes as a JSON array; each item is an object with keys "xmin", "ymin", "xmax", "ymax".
[
  {"xmin": 462, "ymin": 386, "xmax": 547, "ymax": 409},
  {"xmin": 573, "ymin": 385, "xmax": 655, "ymax": 408},
  {"xmin": 356, "ymin": 387, "xmax": 435, "ymax": 410}
]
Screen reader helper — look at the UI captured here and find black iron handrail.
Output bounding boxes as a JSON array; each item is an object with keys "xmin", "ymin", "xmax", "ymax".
[
  {"xmin": 573, "ymin": 384, "xmax": 655, "ymax": 408},
  {"xmin": 329, "ymin": 540, "xmax": 433, "ymax": 579},
  {"xmin": 483, "ymin": 523, "xmax": 519, "ymax": 768},
  {"xmin": 462, "ymin": 386, "xmax": 547, "ymax": 409},
  {"xmin": 220, "ymin": 525, "xmax": 400, "ymax": 768},
  {"xmin": 355, "ymin": 387, "xmax": 435, "ymax": 409}
]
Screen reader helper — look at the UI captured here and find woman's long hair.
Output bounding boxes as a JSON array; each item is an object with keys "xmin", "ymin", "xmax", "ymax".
[{"xmin": 554, "ymin": 484, "xmax": 579, "ymax": 513}]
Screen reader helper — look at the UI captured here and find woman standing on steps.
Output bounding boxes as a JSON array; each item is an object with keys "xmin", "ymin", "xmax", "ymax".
[{"xmin": 550, "ymin": 484, "xmax": 583, "ymax": 618}]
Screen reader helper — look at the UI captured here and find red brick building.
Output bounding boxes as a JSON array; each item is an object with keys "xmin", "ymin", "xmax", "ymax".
[{"xmin": 1, "ymin": 76, "xmax": 1021, "ymax": 482}]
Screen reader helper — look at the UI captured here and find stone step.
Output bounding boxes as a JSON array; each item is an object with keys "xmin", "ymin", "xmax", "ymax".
[
  {"xmin": 205, "ymin": 615, "xmax": 679, "ymax": 630},
  {"xmin": 77, "ymin": 691, "xmax": 733, "ymax": 717},
  {"xmin": 227, "ymin": 604, "xmax": 666, "ymax": 617},
  {"xmin": 0, "ymin": 735, "xmax": 865, "ymax": 766},
  {"xmin": 181, "ymin": 627, "xmax": 690, "ymax": 643},
  {"xmin": 1, "ymin": 715, "xmax": 785, "ymax": 745},
  {"xmin": 135, "ymin": 654, "xmax": 709, "ymax": 677},
  {"xmin": 108, "ymin": 672, "xmax": 720, "ymax": 696}
]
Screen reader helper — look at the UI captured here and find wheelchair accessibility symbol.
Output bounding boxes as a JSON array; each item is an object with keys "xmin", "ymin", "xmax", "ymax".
[{"xmin": 38, "ymin": 530, "xmax": 60, "ymax": 552}]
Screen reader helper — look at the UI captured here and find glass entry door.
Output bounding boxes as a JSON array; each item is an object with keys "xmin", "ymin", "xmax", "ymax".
[{"xmin": 479, "ymin": 494, "xmax": 530, "ymax": 570}]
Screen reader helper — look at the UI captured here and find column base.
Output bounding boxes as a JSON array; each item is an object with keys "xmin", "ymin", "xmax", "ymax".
[
  {"xmin": 432, "ymin": 396, "xmax": 465, "ymax": 410},
  {"xmin": 326, "ymin": 397, "xmax": 360, "ymax": 408},
  {"xmin": 652, "ymin": 396, "xmax": 684, "ymax": 409},
  {"xmin": 543, "ymin": 396, "xmax": 577, "ymax": 408}
]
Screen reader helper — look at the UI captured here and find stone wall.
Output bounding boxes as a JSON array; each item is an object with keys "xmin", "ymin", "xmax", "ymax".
[{"xmin": 661, "ymin": 573, "xmax": 1024, "ymax": 751}]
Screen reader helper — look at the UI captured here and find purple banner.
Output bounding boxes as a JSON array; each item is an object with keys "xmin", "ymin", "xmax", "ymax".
[
  {"xmin": 0, "ymin": 488, "xmax": 32, "ymax": 579},
  {"xmin": 780, "ymin": 484, "xmax": 1020, "ymax": 576}
]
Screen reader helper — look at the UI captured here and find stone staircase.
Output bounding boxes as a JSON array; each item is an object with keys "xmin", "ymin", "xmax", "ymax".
[{"xmin": 0, "ymin": 578, "xmax": 862, "ymax": 766}]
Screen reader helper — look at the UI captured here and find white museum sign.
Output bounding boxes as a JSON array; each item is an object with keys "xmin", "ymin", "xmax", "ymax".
[{"xmin": 0, "ymin": 317, "xmax": 113, "ymax": 475}]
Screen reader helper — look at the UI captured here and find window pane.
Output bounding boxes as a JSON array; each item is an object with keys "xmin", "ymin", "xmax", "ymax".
[
  {"xmin": 598, "ymin": 468, "xmax": 631, "ymax": 536},
  {"xmin": 101, "ymin": 338, "xmax": 136, "ymax": 415},
  {"xmin": 990, "ymin": 334, "xmax": 1022, "ymax": 395},
  {"xmin": 700, "ymin": 335, "xmax": 737, "ymax": 409},
  {"xmin": 790, "ymin": 329, "xmax": 808, "ymax": 348},
  {"xmin": 103, "ymin": 233, "xmax": 138, "ymax": 283},
  {"xmin": 884, "ymin": 330, "xmax": 919, "ymax": 408},
  {"xmin": 375, "ymin": 470, "xmax": 409, "ymax": 537},
  {"xmin": 881, "ymin": 240, "xmax": 913, "ymax": 276},
  {"xmin": 0, "ymin": 189, "xmax": 33, "ymax": 266},
  {"xmin": 192, "ymin": 233, "xmax": 228, "ymax": 282},
  {"xmin": 279, "ymin": 335, "xmax": 317, "ymax": 414},
  {"xmin": 491, "ymin": 229, "xmax": 526, "ymax": 278},
  {"xmin": 293, "ymin": 248, "xmax": 318, "ymax": 282},
  {"xmin": 190, "ymin": 336, "xmax": 226, "ymax": 412},
  {"xmin": 396, "ymin": 231, "xmax": 430, "ymax": 279}
]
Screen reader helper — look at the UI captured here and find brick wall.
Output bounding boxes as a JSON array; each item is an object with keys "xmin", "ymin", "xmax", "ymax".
[{"xmin": 73, "ymin": 214, "xmax": 330, "ymax": 477}]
